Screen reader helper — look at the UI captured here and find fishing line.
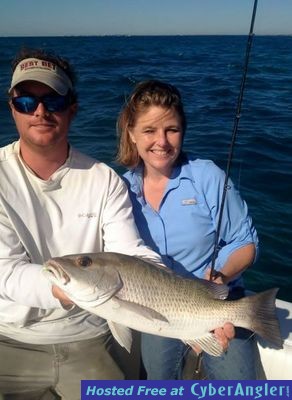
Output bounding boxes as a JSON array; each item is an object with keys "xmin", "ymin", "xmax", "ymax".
[
  {"xmin": 193, "ymin": 1, "xmax": 259, "ymax": 379},
  {"xmin": 209, "ymin": 0, "xmax": 258, "ymax": 281}
]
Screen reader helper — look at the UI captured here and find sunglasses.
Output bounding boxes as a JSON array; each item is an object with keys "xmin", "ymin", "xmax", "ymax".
[{"xmin": 11, "ymin": 94, "xmax": 72, "ymax": 114}]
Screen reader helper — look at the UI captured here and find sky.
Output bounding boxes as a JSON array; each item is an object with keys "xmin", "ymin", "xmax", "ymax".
[{"xmin": 0, "ymin": 0, "xmax": 291, "ymax": 37}]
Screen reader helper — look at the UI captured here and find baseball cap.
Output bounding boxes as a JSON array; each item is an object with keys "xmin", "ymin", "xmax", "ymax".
[{"xmin": 9, "ymin": 58, "xmax": 73, "ymax": 95}]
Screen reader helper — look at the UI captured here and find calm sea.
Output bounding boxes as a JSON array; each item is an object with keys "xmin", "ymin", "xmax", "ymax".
[{"xmin": 0, "ymin": 36, "xmax": 291, "ymax": 301}]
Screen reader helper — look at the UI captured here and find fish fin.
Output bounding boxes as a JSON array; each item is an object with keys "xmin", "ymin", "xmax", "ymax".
[
  {"xmin": 196, "ymin": 278, "xmax": 229, "ymax": 300},
  {"xmin": 186, "ymin": 333, "xmax": 224, "ymax": 357},
  {"xmin": 113, "ymin": 298, "xmax": 169, "ymax": 323},
  {"xmin": 242, "ymin": 288, "xmax": 283, "ymax": 348},
  {"xmin": 107, "ymin": 320, "xmax": 132, "ymax": 353}
]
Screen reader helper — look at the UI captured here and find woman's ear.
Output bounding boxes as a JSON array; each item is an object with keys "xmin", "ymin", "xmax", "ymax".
[{"xmin": 129, "ymin": 131, "xmax": 136, "ymax": 144}]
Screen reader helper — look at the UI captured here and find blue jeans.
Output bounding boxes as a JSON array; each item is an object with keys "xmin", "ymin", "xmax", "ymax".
[
  {"xmin": 141, "ymin": 328, "xmax": 258, "ymax": 380},
  {"xmin": 141, "ymin": 334, "xmax": 186, "ymax": 380}
]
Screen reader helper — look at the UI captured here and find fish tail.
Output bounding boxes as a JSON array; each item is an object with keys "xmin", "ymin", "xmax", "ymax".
[{"xmin": 243, "ymin": 288, "xmax": 283, "ymax": 348}]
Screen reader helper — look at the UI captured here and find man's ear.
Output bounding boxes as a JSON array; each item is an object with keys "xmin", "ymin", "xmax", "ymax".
[
  {"xmin": 70, "ymin": 103, "xmax": 78, "ymax": 118},
  {"xmin": 9, "ymin": 100, "xmax": 17, "ymax": 120}
]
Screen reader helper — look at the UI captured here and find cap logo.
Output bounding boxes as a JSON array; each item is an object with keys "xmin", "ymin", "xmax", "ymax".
[{"xmin": 20, "ymin": 60, "xmax": 57, "ymax": 72}]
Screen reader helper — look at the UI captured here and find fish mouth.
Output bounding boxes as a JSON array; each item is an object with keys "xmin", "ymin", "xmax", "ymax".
[{"xmin": 43, "ymin": 259, "xmax": 71, "ymax": 285}]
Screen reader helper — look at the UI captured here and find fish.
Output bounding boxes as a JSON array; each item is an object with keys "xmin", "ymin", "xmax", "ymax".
[{"xmin": 42, "ymin": 252, "xmax": 283, "ymax": 356}]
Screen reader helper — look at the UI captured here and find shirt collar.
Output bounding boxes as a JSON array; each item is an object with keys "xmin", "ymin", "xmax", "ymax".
[
  {"xmin": 16, "ymin": 140, "xmax": 72, "ymax": 190},
  {"xmin": 127, "ymin": 165, "xmax": 144, "ymax": 196},
  {"xmin": 129, "ymin": 154, "xmax": 195, "ymax": 195}
]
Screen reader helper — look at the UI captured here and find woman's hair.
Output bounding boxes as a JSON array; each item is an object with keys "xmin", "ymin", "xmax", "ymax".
[
  {"xmin": 11, "ymin": 47, "xmax": 78, "ymax": 103},
  {"xmin": 116, "ymin": 80, "xmax": 186, "ymax": 169}
]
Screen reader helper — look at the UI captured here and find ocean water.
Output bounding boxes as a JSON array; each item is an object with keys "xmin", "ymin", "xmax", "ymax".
[{"xmin": 0, "ymin": 35, "xmax": 291, "ymax": 301}]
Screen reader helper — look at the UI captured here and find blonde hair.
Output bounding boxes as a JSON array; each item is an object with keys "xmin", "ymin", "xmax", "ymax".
[{"xmin": 116, "ymin": 80, "xmax": 186, "ymax": 169}]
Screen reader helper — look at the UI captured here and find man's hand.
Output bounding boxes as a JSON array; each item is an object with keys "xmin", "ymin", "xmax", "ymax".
[{"xmin": 52, "ymin": 285, "xmax": 74, "ymax": 308}]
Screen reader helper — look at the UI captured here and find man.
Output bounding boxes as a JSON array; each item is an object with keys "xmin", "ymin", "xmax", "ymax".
[
  {"xmin": 0, "ymin": 48, "xmax": 233, "ymax": 399},
  {"xmin": 0, "ymin": 48, "xmax": 165, "ymax": 399}
]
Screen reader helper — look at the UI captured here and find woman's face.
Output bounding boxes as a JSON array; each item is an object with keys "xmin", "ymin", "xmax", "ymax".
[{"xmin": 129, "ymin": 105, "xmax": 183, "ymax": 176}]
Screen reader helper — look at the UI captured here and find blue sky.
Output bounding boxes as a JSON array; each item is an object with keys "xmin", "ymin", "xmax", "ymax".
[{"xmin": 0, "ymin": 0, "xmax": 291, "ymax": 36}]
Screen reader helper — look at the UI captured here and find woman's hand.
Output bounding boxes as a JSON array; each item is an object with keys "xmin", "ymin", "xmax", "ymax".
[
  {"xmin": 190, "ymin": 269, "xmax": 236, "ymax": 354},
  {"xmin": 213, "ymin": 322, "xmax": 235, "ymax": 351},
  {"xmin": 205, "ymin": 267, "xmax": 227, "ymax": 284},
  {"xmin": 191, "ymin": 322, "xmax": 235, "ymax": 354}
]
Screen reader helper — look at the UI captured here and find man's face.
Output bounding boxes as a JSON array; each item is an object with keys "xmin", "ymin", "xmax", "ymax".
[{"xmin": 10, "ymin": 81, "xmax": 77, "ymax": 152}]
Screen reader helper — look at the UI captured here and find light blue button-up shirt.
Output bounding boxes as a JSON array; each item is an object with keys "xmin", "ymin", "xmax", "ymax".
[{"xmin": 123, "ymin": 155, "xmax": 258, "ymax": 287}]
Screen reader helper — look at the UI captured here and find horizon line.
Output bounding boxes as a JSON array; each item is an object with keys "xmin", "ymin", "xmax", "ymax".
[{"xmin": 0, "ymin": 33, "xmax": 291, "ymax": 38}]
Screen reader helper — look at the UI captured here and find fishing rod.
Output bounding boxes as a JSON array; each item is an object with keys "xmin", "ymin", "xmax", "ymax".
[
  {"xmin": 209, "ymin": 0, "xmax": 259, "ymax": 282},
  {"xmin": 193, "ymin": 0, "xmax": 259, "ymax": 380}
]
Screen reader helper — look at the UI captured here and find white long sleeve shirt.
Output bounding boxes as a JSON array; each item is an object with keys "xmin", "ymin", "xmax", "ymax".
[{"xmin": 0, "ymin": 141, "xmax": 162, "ymax": 344}]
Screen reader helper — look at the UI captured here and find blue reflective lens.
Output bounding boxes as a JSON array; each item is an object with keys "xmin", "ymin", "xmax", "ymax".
[{"xmin": 12, "ymin": 95, "xmax": 71, "ymax": 113}]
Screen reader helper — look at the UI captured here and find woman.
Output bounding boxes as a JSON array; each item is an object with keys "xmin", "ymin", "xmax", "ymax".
[{"xmin": 116, "ymin": 80, "xmax": 259, "ymax": 380}]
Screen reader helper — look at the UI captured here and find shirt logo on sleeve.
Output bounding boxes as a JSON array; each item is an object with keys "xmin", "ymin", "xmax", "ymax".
[{"xmin": 181, "ymin": 198, "xmax": 197, "ymax": 205}]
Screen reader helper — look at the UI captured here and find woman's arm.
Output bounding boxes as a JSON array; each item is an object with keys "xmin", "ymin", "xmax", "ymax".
[{"xmin": 205, "ymin": 243, "xmax": 256, "ymax": 284}]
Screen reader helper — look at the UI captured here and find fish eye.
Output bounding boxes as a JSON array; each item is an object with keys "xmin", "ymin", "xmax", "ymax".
[{"xmin": 77, "ymin": 256, "xmax": 92, "ymax": 267}]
